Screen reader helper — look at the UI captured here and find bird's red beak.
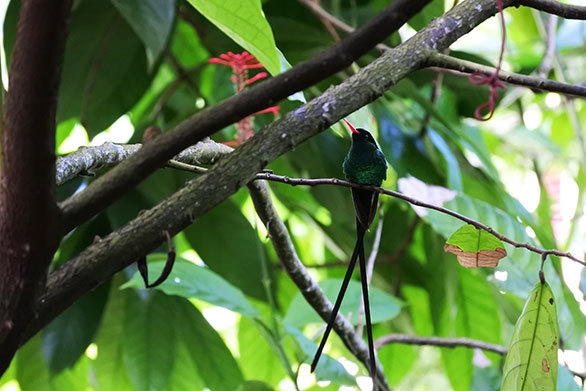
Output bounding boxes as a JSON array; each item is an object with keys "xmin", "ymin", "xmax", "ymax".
[{"xmin": 343, "ymin": 119, "xmax": 359, "ymax": 134}]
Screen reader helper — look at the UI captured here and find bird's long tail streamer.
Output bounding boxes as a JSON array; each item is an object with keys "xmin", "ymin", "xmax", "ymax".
[
  {"xmin": 310, "ymin": 221, "xmax": 365, "ymax": 373},
  {"xmin": 358, "ymin": 220, "xmax": 376, "ymax": 383}
]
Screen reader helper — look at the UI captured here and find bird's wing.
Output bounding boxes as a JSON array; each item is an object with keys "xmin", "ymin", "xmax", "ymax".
[{"xmin": 351, "ymin": 188, "xmax": 379, "ymax": 230}]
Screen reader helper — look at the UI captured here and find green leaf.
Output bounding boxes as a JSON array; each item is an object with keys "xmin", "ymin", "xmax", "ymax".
[
  {"xmin": 444, "ymin": 224, "xmax": 507, "ymax": 268},
  {"xmin": 427, "ymin": 128, "xmax": 462, "ymax": 191},
  {"xmin": 187, "ymin": 0, "xmax": 279, "ymax": 75},
  {"xmin": 123, "ymin": 291, "xmax": 176, "ymax": 391},
  {"xmin": 166, "ymin": 343, "xmax": 207, "ymax": 391},
  {"xmin": 284, "ymin": 324, "xmax": 355, "ymax": 385},
  {"xmin": 284, "ymin": 279, "xmax": 402, "ymax": 327},
  {"xmin": 48, "ymin": 356, "xmax": 91, "ymax": 391},
  {"xmin": 110, "ymin": 0, "xmax": 175, "ymax": 69},
  {"xmin": 41, "ymin": 281, "xmax": 109, "ymax": 373},
  {"xmin": 122, "ymin": 255, "xmax": 260, "ymax": 318},
  {"xmin": 183, "ymin": 197, "xmax": 270, "ymax": 301},
  {"xmin": 57, "ymin": 0, "xmax": 154, "ymax": 135},
  {"xmin": 170, "ymin": 20, "xmax": 210, "ymax": 68},
  {"xmin": 173, "ymin": 297, "xmax": 244, "ymax": 391},
  {"xmin": 408, "ymin": 0, "xmax": 444, "ymax": 30},
  {"xmin": 236, "ymin": 380, "xmax": 275, "ymax": 391},
  {"xmin": 377, "ymin": 344, "xmax": 417, "ymax": 388},
  {"xmin": 237, "ymin": 317, "xmax": 287, "ymax": 386},
  {"xmin": 94, "ymin": 278, "xmax": 134, "ymax": 391},
  {"xmin": 501, "ymin": 281, "xmax": 559, "ymax": 391},
  {"xmin": 277, "ymin": 48, "xmax": 305, "ymax": 103},
  {"xmin": 16, "ymin": 336, "xmax": 53, "ymax": 391}
]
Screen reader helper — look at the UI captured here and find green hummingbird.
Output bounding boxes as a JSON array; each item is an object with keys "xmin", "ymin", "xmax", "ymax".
[{"xmin": 311, "ymin": 119, "xmax": 387, "ymax": 382}]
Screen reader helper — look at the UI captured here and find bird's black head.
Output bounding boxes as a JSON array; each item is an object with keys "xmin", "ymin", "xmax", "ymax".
[
  {"xmin": 352, "ymin": 128, "xmax": 377, "ymax": 145},
  {"xmin": 343, "ymin": 119, "xmax": 377, "ymax": 146}
]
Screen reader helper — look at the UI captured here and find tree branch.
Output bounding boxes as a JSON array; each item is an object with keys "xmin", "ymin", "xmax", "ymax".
[
  {"xmin": 374, "ymin": 333, "xmax": 586, "ymax": 381},
  {"xmin": 0, "ymin": 0, "xmax": 73, "ymax": 373},
  {"xmin": 427, "ymin": 53, "xmax": 586, "ymax": 98},
  {"xmin": 517, "ymin": 0, "xmax": 586, "ymax": 19},
  {"xmin": 247, "ymin": 181, "xmax": 389, "ymax": 390},
  {"xmin": 374, "ymin": 334, "xmax": 507, "ymax": 354},
  {"xmin": 253, "ymin": 173, "xmax": 586, "ymax": 267},
  {"xmin": 58, "ymin": 0, "xmax": 432, "ymax": 234},
  {"xmin": 56, "ymin": 140, "xmax": 232, "ymax": 186}
]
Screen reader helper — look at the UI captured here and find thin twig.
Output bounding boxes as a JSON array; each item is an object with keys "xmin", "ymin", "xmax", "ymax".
[
  {"xmin": 253, "ymin": 173, "xmax": 586, "ymax": 267},
  {"xmin": 374, "ymin": 333, "xmax": 586, "ymax": 381},
  {"xmin": 356, "ymin": 207, "xmax": 384, "ymax": 337},
  {"xmin": 427, "ymin": 53, "xmax": 586, "ymax": 98},
  {"xmin": 374, "ymin": 334, "xmax": 507, "ymax": 354},
  {"xmin": 165, "ymin": 159, "xmax": 208, "ymax": 174},
  {"xmin": 164, "ymin": 49, "xmax": 204, "ymax": 97},
  {"xmin": 536, "ymin": 14, "xmax": 558, "ymax": 78},
  {"xmin": 306, "ymin": 0, "xmax": 341, "ymax": 42}
]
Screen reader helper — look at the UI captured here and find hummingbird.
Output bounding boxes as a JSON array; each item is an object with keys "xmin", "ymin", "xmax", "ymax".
[{"xmin": 311, "ymin": 119, "xmax": 387, "ymax": 384}]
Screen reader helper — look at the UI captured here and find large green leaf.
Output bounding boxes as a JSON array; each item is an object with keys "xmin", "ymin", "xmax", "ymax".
[
  {"xmin": 442, "ymin": 269, "xmax": 502, "ymax": 391},
  {"xmin": 283, "ymin": 279, "xmax": 402, "ymax": 327},
  {"xmin": 501, "ymin": 281, "xmax": 559, "ymax": 391},
  {"xmin": 377, "ymin": 344, "xmax": 417, "ymax": 388},
  {"xmin": 110, "ymin": 0, "xmax": 175, "ymax": 69},
  {"xmin": 16, "ymin": 336, "xmax": 53, "ymax": 391},
  {"xmin": 237, "ymin": 317, "xmax": 288, "ymax": 386},
  {"xmin": 123, "ymin": 291, "xmax": 176, "ymax": 391},
  {"xmin": 427, "ymin": 128, "xmax": 462, "ymax": 191},
  {"xmin": 187, "ymin": 0, "xmax": 279, "ymax": 75},
  {"xmin": 41, "ymin": 281, "xmax": 109, "ymax": 373},
  {"xmin": 172, "ymin": 297, "xmax": 244, "ymax": 391},
  {"xmin": 236, "ymin": 381, "xmax": 275, "ymax": 391},
  {"xmin": 184, "ymin": 197, "xmax": 269, "ymax": 301},
  {"xmin": 122, "ymin": 256, "xmax": 260, "ymax": 318},
  {"xmin": 166, "ymin": 343, "xmax": 207, "ymax": 391},
  {"xmin": 422, "ymin": 227, "xmax": 502, "ymax": 391},
  {"xmin": 284, "ymin": 324, "xmax": 355, "ymax": 385},
  {"xmin": 93, "ymin": 279, "xmax": 134, "ymax": 391},
  {"xmin": 408, "ymin": 0, "xmax": 444, "ymax": 30},
  {"xmin": 16, "ymin": 335, "xmax": 92, "ymax": 391},
  {"xmin": 57, "ymin": 0, "xmax": 155, "ymax": 135}
]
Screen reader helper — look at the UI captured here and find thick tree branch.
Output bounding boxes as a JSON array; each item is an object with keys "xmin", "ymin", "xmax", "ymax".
[
  {"xmin": 23, "ymin": 0, "xmax": 540, "ymax": 349},
  {"xmin": 0, "ymin": 0, "xmax": 73, "ymax": 373},
  {"xmin": 58, "ymin": 0, "xmax": 432, "ymax": 234},
  {"xmin": 253, "ymin": 174, "xmax": 586, "ymax": 267},
  {"xmin": 374, "ymin": 334, "xmax": 507, "ymax": 354},
  {"xmin": 247, "ymin": 181, "xmax": 389, "ymax": 390},
  {"xmin": 427, "ymin": 53, "xmax": 586, "ymax": 98}
]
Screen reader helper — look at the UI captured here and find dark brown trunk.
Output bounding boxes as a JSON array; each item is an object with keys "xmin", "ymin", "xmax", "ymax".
[{"xmin": 0, "ymin": 0, "xmax": 72, "ymax": 374}]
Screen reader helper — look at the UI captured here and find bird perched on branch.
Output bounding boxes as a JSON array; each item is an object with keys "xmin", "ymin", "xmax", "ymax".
[{"xmin": 311, "ymin": 118, "xmax": 387, "ymax": 385}]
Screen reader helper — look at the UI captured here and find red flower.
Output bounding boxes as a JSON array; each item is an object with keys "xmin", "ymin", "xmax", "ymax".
[
  {"xmin": 209, "ymin": 51, "xmax": 266, "ymax": 71},
  {"xmin": 209, "ymin": 51, "xmax": 280, "ymax": 146}
]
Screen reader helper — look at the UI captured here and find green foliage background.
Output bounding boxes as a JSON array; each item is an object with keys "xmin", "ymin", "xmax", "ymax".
[{"xmin": 0, "ymin": 0, "xmax": 584, "ymax": 390}]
